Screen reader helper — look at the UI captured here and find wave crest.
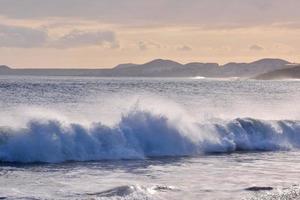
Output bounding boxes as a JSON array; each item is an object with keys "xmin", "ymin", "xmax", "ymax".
[{"xmin": 1, "ymin": 109, "xmax": 300, "ymax": 163}]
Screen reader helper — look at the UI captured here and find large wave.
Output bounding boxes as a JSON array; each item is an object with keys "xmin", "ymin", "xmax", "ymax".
[{"xmin": 0, "ymin": 107, "xmax": 300, "ymax": 163}]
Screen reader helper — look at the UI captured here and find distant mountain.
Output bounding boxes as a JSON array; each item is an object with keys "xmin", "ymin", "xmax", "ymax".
[
  {"xmin": 111, "ymin": 59, "xmax": 185, "ymax": 76},
  {"xmin": 114, "ymin": 63, "xmax": 138, "ymax": 69},
  {"xmin": 110, "ymin": 58, "xmax": 292, "ymax": 77},
  {"xmin": 0, "ymin": 58, "xmax": 296, "ymax": 78},
  {"xmin": 219, "ymin": 58, "xmax": 291, "ymax": 77},
  {"xmin": 250, "ymin": 58, "xmax": 289, "ymax": 66},
  {"xmin": 255, "ymin": 65, "xmax": 300, "ymax": 80},
  {"xmin": 0, "ymin": 65, "xmax": 10, "ymax": 71},
  {"xmin": 110, "ymin": 59, "xmax": 224, "ymax": 77}
]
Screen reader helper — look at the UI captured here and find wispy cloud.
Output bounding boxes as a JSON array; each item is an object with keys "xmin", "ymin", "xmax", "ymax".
[
  {"xmin": 0, "ymin": 0, "xmax": 300, "ymax": 29},
  {"xmin": 50, "ymin": 30, "xmax": 118, "ymax": 49},
  {"xmin": 137, "ymin": 41, "xmax": 161, "ymax": 51},
  {"xmin": 0, "ymin": 24, "xmax": 118, "ymax": 49},
  {"xmin": 249, "ymin": 44, "xmax": 264, "ymax": 51},
  {"xmin": 138, "ymin": 41, "xmax": 147, "ymax": 51},
  {"xmin": 177, "ymin": 45, "xmax": 192, "ymax": 51},
  {"xmin": 0, "ymin": 24, "xmax": 47, "ymax": 48}
]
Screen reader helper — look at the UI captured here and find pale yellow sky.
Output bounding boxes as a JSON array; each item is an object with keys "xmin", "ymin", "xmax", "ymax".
[{"xmin": 0, "ymin": 0, "xmax": 299, "ymax": 68}]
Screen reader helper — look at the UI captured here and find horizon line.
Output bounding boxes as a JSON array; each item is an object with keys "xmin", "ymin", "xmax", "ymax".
[{"xmin": 1, "ymin": 57, "xmax": 298, "ymax": 70}]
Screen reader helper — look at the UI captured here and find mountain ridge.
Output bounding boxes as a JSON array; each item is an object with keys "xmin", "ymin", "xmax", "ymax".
[
  {"xmin": 255, "ymin": 65, "xmax": 300, "ymax": 80},
  {"xmin": 0, "ymin": 58, "xmax": 297, "ymax": 78},
  {"xmin": 0, "ymin": 65, "xmax": 10, "ymax": 70}
]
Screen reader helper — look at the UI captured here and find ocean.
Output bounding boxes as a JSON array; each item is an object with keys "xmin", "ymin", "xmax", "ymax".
[{"xmin": 1, "ymin": 76, "xmax": 300, "ymax": 199}]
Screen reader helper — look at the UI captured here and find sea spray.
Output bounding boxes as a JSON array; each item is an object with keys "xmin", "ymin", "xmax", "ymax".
[{"xmin": 1, "ymin": 105, "xmax": 300, "ymax": 163}]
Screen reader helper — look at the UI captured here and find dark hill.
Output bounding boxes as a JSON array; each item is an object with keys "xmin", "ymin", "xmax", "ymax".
[{"xmin": 255, "ymin": 65, "xmax": 300, "ymax": 80}]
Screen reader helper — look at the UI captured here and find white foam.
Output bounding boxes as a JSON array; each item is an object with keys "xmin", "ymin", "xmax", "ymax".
[{"xmin": 1, "ymin": 103, "xmax": 300, "ymax": 163}]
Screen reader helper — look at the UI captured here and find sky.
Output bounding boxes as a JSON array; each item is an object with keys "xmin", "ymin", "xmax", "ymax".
[{"xmin": 0, "ymin": 0, "xmax": 300, "ymax": 68}]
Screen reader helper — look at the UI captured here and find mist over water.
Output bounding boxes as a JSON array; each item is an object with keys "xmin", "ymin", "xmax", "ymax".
[{"xmin": 1, "ymin": 76, "xmax": 300, "ymax": 199}]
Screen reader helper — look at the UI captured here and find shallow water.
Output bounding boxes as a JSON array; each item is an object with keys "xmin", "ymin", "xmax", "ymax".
[
  {"xmin": 1, "ymin": 76, "xmax": 300, "ymax": 199},
  {"xmin": 1, "ymin": 152, "xmax": 300, "ymax": 199}
]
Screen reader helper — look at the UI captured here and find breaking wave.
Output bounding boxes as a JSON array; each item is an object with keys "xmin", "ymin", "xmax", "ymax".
[{"xmin": 1, "ymin": 107, "xmax": 300, "ymax": 163}]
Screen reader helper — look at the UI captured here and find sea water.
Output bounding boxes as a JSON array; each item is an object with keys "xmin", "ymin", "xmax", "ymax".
[{"xmin": 1, "ymin": 76, "xmax": 300, "ymax": 199}]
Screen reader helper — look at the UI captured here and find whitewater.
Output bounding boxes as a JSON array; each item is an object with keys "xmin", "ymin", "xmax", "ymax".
[{"xmin": 1, "ymin": 76, "xmax": 300, "ymax": 199}]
